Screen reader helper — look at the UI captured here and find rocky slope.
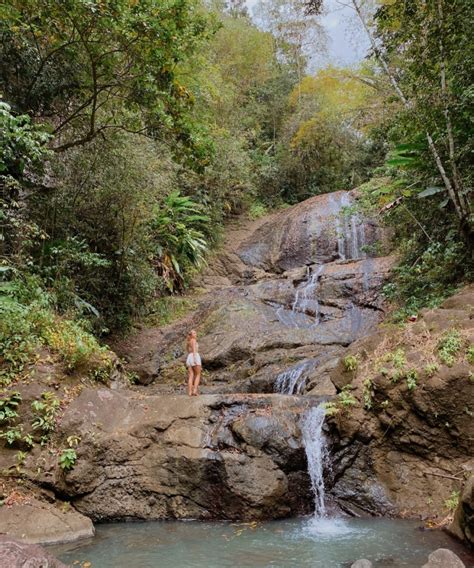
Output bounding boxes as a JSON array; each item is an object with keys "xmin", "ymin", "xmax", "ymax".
[
  {"xmin": 114, "ymin": 190, "xmax": 393, "ymax": 395},
  {"xmin": 1, "ymin": 189, "xmax": 473, "ymax": 549},
  {"xmin": 324, "ymin": 287, "xmax": 474, "ymax": 524}
]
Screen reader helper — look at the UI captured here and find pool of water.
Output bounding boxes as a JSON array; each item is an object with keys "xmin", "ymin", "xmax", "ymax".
[{"xmin": 50, "ymin": 517, "xmax": 473, "ymax": 568}]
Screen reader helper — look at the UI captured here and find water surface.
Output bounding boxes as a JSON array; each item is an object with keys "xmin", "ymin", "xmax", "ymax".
[{"xmin": 50, "ymin": 517, "xmax": 473, "ymax": 568}]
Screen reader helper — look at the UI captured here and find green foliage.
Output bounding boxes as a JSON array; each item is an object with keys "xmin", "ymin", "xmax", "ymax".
[
  {"xmin": 0, "ymin": 425, "xmax": 23, "ymax": 446},
  {"xmin": 437, "ymin": 330, "xmax": 462, "ymax": 367},
  {"xmin": 338, "ymin": 387, "xmax": 357, "ymax": 409},
  {"xmin": 444, "ymin": 491, "xmax": 460, "ymax": 512},
  {"xmin": 406, "ymin": 369, "xmax": 418, "ymax": 391},
  {"xmin": 59, "ymin": 448, "xmax": 77, "ymax": 471},
  {"xmin": 467, "ymin": 346, "xmax": 474, "ymax": 365},
  {"xmin": 1, "ymin": 0, "xmax": 212, "ymax": 156},
  {"xmin": 248, "ymin": 202, "xmax": 268, "ymax": 220},
  {"xmin": 150, "ymin": 192, "xmax": 210, "ymax": 292},
  {"xmin": 0, "ymin": 101, "xmax": 50, "ymax": 178},
  {"xmin": 59, "ymin": 434, "xmax": 81, "ymax": 471},
  {"xmin": 322, "ymin": 401, "xmax": 340, "ymax": 417},
  {"xmin": 362, "ymin": 378, "xmax": 373, "ymax": 410},
  {"xmin": 0, "ymin": 273, "xmax": 111, "ymax": 383},
  {"xmin": 0, "ymin": 392, "xmax": 21, "ymax": 424},
  {"xmin": 31, "ymin": 392, "xmax": 60, "ymax": 436},
  {"xmin": 363, "ymin": 0, "xmax": 474, "ymax": 316},
  {"xmin": 382, "ymin": 239, "xmax": 467, "ymax": 321},
  {"xmin": 16, "ymin": 450, "xmax": 27, "ymax": 467},
  {"xmin": 342, "ymin": 355, "xmax": 359, "ymax": 373},
  {"xmin": 388, "ymin": 348, "xmax": 406, "ymax": 370},
  {"xmin": 424, "ymin": 363, "xmax": 439, "ymax": 378}
]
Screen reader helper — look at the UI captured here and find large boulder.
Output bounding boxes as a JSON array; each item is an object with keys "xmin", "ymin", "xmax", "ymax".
[
  {"xmin": 448, "ymin": 475, "xmax": 474, "ymax": 546},
  {"xmin": 0, "ymin": 497, "xmax": 94, "ymax": 545},
  {"xmin": 421, "ymin": 548, "xmax": 465, "ymax": 568},
  {"xmin": 24, "ymin": 389, "xmax": 322, "ymax": 522},
  {"xmin": 0, "ymin": 536, "xmax": 67, "ymax": 568}
]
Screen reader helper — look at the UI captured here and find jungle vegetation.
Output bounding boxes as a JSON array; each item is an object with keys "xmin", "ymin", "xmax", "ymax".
[{"xmin": 0, "ymin": 0, "xmax": 472, "ymax": 369}]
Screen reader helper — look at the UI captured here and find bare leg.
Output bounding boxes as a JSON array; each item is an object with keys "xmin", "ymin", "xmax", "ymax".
[
  {"xmin": 192, "ymin": 366, "xmax": 201, "ymax": 396},
  {"xmin": 187, "ymin": 366, "xmax": 194, "ymax": 396}
]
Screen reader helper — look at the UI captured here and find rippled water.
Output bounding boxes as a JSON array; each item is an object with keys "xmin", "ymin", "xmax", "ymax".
[{"xmin": 50, "ymin": 517, "xmax": 473, "ymax": 568}]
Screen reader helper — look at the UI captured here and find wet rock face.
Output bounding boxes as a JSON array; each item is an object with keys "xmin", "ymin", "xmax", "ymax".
[
  {"xmin": 237, "ymin": 191, "xmax": 383, "ymax": 272},
  {"xmin": 30, "ymin": 390, "xmax": 320, "ymax": 522},
  {"xmin": 114, "ymin": 190, "xmax": 394, "ymax": 396}
]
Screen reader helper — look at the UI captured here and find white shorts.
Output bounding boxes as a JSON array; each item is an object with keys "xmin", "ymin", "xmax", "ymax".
[{"xmin": 186, "ymin": 353, "xmax": 202, "ymax": 367}]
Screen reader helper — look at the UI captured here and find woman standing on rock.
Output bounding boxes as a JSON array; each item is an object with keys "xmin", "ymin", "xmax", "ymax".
[{"xmin": 186, "ymin": 329, "xmax": 202, "ymax": 396}]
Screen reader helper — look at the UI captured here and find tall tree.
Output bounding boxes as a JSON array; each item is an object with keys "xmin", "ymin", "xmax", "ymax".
[{"xmin": 1, "ymin": 0, "xmax": 212, "ymax": 153}]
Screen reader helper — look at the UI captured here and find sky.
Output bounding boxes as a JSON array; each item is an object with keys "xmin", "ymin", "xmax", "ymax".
[{"xmin": 246, "ymin": 0, "xmax": 370, "ymax": 69}]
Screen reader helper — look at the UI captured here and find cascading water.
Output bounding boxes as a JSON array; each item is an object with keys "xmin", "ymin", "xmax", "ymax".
[
  {"xmin": 292, "ymin": 265, "xmax": 325, "ymax": 323},
  {"xmin": 301, "ymin": 405, "xmax": 328, "ymax": 518},
  {"xmin": 274, "ymin": 361, "xmax": 309, "ymax": 395},
  {"xmin": 336, "ymin": 193, "xmax": 367, "ymax": 261}
]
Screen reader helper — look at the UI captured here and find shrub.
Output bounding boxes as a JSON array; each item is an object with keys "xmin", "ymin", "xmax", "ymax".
[
  {"xmin": 0, "ymin": 273, "xmax": 111, "ymax": 382},
  {"xmin": 424, "ymin": 363, "xmax": 439, "ymax": 377},
  {"xmin": 248, "ymin": 201, "xmax": 268, "ymax": 220},
  {"xmin": 444, "ymin": 491, "xmax": 460, "ymax": 512},
  {"xmin": 438, "ymin": 330, "xmax": 462, "ymax": 366},
  {"xmin": 467, "ymin": 345, "xmax": 474, "ymax": 365},
  {"xmin": 59, "ymin": 448, "xmax": 77, "ymax": 471},
  {"xmin": 362, "ymin": 378, "xmax": 373, "ymax": 409},
  {"xmin": 0, "ymin": 392, "xmax": 21, "ymax": 424},
  {"xmin": 406, "ymin": 369, "xmax": 418, "ymax": 391},
  {"xmin": 338, "ymin": 387, "xmax": 357, "ymax": 408},
  {"xmin": 342, "ymin": 355, "xmax": 359, "ymax": 373},
  {"xmin": 31, "ymin": 392, "xmax": 60, "ymax": 436}
]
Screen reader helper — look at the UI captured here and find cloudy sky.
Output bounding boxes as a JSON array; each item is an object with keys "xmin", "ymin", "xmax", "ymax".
[{"xmin": 246, "ymin": 0, "xmax": 370, "ymax": 68}]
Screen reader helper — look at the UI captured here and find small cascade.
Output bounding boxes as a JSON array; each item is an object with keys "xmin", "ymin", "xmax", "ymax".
[
  {"xmin": 336, "ymin": 193, "xmax": 367, "ymax": 261},
  {"xmin": 274, "ymin": 361, "xmax": 308, "ymax": 395},
  {"xmin": 301, "ymin": 405, "xmax": 328, "ymax": 517},
  {"xmin": 292, "ymin": 265, "xmax": 325, "ymax": 322}
]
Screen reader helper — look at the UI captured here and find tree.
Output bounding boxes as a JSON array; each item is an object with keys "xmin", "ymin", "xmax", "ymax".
[
  {"xmin": 1, "ymin": 0, "xmax": 212, "ymax": 153},
  {"xmin": 340, "ymin": 0, "xmax": 473, "ymax": 242},
  {"xmin": 254, "ymin": 0, "xmax": 326, "ymax": 87}
]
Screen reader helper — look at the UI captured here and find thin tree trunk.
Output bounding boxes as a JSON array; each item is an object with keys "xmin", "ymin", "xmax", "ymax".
[
  {"xmin": 437, "ymin": 0, "xmax": 470, "ymax": 217},
  {"xmin": 349, "ymin": 0, "xmax": 471, "ymax": 231}
]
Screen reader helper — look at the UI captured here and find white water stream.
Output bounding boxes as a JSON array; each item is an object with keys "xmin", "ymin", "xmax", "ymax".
[
  {"xmin": 301, "ymin": 405, "xmax": 329, "ymax": 518},
  {"xmin": 336, "ymin": 192, "xmax": 367, "ymax": 261},
  {"xmin": 274, "ymin": 361, "xmax": 309, "ymax": 395}
]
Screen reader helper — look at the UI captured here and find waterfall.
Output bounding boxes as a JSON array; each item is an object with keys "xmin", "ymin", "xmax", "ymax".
[
  {"xmin": 301, "ymin": 405, "xmax": 328, "ymax": 517},
  {"xmin": 279, "ymin": 264, "xmax": 325, "ymax": 329},
  {"xmin": 336, "ymin": 193, "xmax": 366, "ymax": 261},
  {"xmin": 274, "ymin": 361, "xmax": 308, "ymax": 395}
]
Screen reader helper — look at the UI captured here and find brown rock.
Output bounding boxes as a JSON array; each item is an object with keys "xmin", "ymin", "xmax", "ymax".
[
  {"xmin": 0, "ymin": 535, "xmax": 67, "ymax": 568},
  {"xmin": 448, "ymin": 475, "xmax": 474, "ymax": 546},
  {"xmin": 0, "ymin": 497, "xmax": 94, "ymax": 545},
  {"xmin": 25, "ymin": 390, "xmax": 321, "ymax": 522},
  {"xmin": 421, "ymin": 548, "xmax": 465, "ymax": 568}
]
